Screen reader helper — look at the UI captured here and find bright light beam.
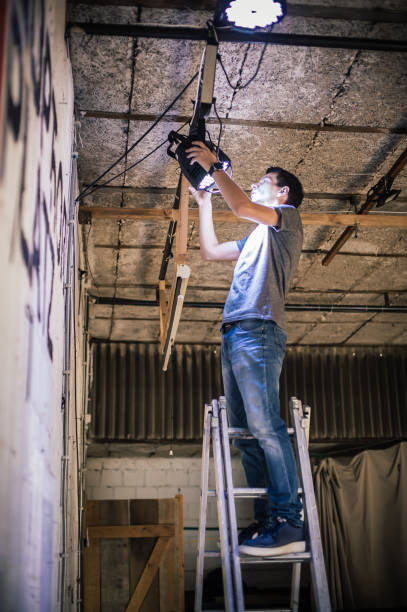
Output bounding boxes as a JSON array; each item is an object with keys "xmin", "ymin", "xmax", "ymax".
[{"xmin": 225, "ymin": 0, "xmax": 284, "ymax": 29}]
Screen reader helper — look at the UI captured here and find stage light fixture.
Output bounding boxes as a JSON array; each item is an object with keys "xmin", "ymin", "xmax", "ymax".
[
  {"xmin": 223, "ymin": 0, "xmax": 285, "ymax": 29},
  {"xmin": 167, "ymin": 132, "xmax": 232, "ymax": 192}
]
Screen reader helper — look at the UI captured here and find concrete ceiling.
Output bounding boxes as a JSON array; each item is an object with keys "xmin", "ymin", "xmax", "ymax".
[{"xmin": 68, "ymin": 0, "xmax": 407, "ymax": 347}]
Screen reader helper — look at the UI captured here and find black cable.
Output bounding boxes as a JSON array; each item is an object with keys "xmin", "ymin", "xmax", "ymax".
[
  {"xmin": 217, "ymin": 43, "xmax": 267, "ymax": 91},
  {"xmin": 213, "ymin": 98, "xmax": 224, "ymax": 155},
  {"xmin": 76, "ymin": 70, "xmax": 199, "ymax": 201},
  {"xmin": 82, "ymin": 119, "xmax": 190, "ymax": 199},
  {"xmin": 83, "ymin": 224, "xmax": 100, "ymax": 294}
]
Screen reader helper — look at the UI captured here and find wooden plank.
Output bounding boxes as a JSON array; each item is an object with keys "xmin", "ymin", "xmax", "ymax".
[
  {"xmin": 125, "ymin": 537, "xmax": 171, "ymax": 612},
  {"xmin": 83, "ymin": 502, "xmax": 101, "ymax": 612},
  {"xmin": 79, "ymin": 205, "xmax": 407, "ymax": 228},
  {"xmin": 88, "ymin": 524, "xmax": 175, "ymax": 538},
  {"xmin": 99, "ymin": 500, "xmax": 130, "ymax": 611},
  {"xmin": 175, "ymin": 175, "xmax": 189, "ymax": 264},
  {"xmin": 158, "ymin": 499, "xmax": 176, "ymax": 612},
  {"xmin": 176, "ymin": 494, "xmax": 185, "ymax": 612}
]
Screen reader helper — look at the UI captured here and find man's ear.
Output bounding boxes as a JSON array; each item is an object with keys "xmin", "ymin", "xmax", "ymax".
[{"xmin": 278, "ymin": 186, "xmax": 289, "ymax": 196}]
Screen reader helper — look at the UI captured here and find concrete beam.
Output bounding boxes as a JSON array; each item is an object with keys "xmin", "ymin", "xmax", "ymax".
[
  {"xmin": 68, "ymin": 23, "xmax": 407, "ymax": 52},
  {"xmin": 68, "ymin": 2, "xmax": 407, "ymax": 24}
]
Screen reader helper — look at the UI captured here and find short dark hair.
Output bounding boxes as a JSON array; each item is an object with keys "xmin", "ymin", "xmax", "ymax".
[{"xmin": 266, "ymin": 166, "xmax": 304, "ymax": 207}]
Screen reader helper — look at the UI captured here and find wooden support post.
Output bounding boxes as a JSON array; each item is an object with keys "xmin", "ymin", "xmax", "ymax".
[{"xmin": 83, "ymin": 502, "xmax": 101, "ymax": 612}]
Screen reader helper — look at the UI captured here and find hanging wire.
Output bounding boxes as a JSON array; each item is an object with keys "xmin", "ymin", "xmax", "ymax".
[
  {"xmin": 82, "ymin": 224, "xmax": 100, "ymax": 295},
  {"xmin": 76, "ymin": 70, "xmax": 199, "ymax": 201},
  {"xmin": 213, "ymin": 98, "xmax": 224, "ymax": 154},
  {"xmin": 217, "ymin": 42, "xmax": 267, "ymax": 91},
  {"xmin": 82, "ymin": 118, "xmax": 190, "ymax": 199}
]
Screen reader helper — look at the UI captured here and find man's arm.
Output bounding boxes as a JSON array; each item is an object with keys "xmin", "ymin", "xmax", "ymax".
[
  {"xmin": 190, "ymin": 187, "xmax": 240, "ymax": 261},
  {"xmin": 186, "ymin": 141, "xmax": 279, "ymax": 227}
]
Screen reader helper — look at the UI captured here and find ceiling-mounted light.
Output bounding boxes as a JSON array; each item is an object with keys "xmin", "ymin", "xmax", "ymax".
[
  {"xmin": 167, "ymin": 132, "xmax": 232, "ymax": 192},
  {"xmin": 222, "ymin": 0, "xmax": 286, "ymax": 29}
]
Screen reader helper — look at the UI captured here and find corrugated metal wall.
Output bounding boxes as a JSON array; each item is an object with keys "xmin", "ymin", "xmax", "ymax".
[{"xmin": 90, "ymin": 342, "xmax": 407, "ymax": 442}]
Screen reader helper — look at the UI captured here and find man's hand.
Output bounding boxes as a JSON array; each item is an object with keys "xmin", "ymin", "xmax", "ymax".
[
  {"xmin": 189, "ymin": 185, "xmax": 211, "ymax": 206},
  {"xmin": 186, "ymin": 141, "xmax": 217, "ymax": 172}
]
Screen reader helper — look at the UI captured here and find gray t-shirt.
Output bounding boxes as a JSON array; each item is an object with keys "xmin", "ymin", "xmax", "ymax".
[{"xmin": 222, "ymin": 205, "xmax": 303, "ymax": 331}]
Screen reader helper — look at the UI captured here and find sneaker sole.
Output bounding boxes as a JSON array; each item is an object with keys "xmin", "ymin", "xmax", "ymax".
[{"xmin": 239, "ymin": 540, "xmax": 306, "ymax": 557}]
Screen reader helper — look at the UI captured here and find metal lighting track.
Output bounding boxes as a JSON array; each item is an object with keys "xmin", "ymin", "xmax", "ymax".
[{"xmin": 68, "ymin": 23, "xmax": 407, "ymax": 53}]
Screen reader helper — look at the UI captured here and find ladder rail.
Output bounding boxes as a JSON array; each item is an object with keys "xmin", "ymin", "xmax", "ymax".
[
  {"xmin": 211, "ymin": 399, "xmax": 236, "ymax": 612},
  {"xmin": 219, "ymin": 397, "xmax": 245, "ymax": 612},
  {"xmin": 290, "ymin": 397, "xmax": 332, "ymax": 612},
  {"xmin": 194, "ymin": 404, "xmax": 213, "ymax": 612}
]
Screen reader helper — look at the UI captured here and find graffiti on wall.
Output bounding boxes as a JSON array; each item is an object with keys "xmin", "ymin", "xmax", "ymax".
[{"xmin": 2, "ymin": 0, "xmax": 70, "ymax": 394}]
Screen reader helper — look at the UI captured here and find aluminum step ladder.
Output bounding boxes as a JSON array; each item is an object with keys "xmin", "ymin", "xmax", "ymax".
[{"xmin": 194, "ymin": 396, "xmax": 331, "ymax": 612}]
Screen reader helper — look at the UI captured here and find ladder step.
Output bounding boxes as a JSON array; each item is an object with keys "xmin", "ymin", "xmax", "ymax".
[
  {"xmin": 202, "ymin": 609, "xmax": 292, "ymax": 612},
  {"xmin": 234, "ymin": 487, "xmax": 268, "ymax": 497},
  {"xmin": 203, "ymin": 551, "xmax": 311, "ymax": 563},
  {"xmin": 207, "ymin": 487, "xmax": 302, "ymax": 497},
  {"xmin": 228, "ymin": 427, "xmax": 294, "ymax": 438},
  {"xmin": 240, "ymin": 551, "xmax": 311, "ymax": 564}
]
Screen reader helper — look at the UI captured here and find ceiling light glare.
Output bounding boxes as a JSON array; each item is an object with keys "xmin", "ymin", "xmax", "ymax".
[{"xmin": 225, "ymin": 0, "xmax": 284, "ymax": 29}]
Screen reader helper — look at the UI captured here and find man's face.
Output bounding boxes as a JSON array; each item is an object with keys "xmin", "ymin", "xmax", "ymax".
[{"xmin": 250, "ymin": 172, "xmax": 283, "ymax": 205}]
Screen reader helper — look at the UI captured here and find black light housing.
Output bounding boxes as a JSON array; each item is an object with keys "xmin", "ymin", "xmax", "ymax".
[{"xmin": 167, "ymin": 132, "xmax": 232, "ymax": 192}]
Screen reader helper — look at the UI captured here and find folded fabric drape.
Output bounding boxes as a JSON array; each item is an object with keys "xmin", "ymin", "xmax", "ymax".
[{"xmin": 314, "ymin": 442, "xmax": 407, "ymax": 610}]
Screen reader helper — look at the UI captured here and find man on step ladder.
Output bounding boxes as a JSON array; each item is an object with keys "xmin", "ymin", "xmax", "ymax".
[{"xmin": 188, "ymin": 140, "xmax": 305, "ymax": 557}]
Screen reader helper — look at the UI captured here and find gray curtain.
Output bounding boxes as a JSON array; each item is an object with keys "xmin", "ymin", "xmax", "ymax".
[{"xmin": 314, "ymin": 442, "xmax": 407, "ymax": 610}]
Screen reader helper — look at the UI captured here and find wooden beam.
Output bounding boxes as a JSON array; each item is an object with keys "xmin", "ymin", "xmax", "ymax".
[
  {"xmin": 88, "ymin": 524, "xmax": 175, "ymax": 538},
  {"xmin": 126, "ymin": 537, "xmax": 171, "ymax": 612},
  {"xmin": 79, "ymin": 205, "xmax": 407, "ymax": 228},
  {"xmin": 301, "ymin": 213, "xmax": 407, "ymax": 228},
  {"xmin": 80, "ymin": 110, "xmax": 407, "ymax": 136}
]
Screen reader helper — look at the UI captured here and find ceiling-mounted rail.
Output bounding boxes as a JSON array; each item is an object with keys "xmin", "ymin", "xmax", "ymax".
[{"xmin": 68, "ymin": 23, "xmax": 407, "ymax": 53}]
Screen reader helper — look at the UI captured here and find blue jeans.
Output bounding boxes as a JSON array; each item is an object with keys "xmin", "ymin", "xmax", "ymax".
[{"xmin": 221, "ymin": 318, "xmax": 302, "ymax": 526}]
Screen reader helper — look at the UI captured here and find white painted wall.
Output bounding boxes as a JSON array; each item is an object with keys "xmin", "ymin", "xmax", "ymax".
[
  {"xmin": 85, "ymin": 456, "xmax": 253, "ymax": 591},
  {"xmin": 0, "ymin": 1, "xmax": 83, "ymax": 610}
]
